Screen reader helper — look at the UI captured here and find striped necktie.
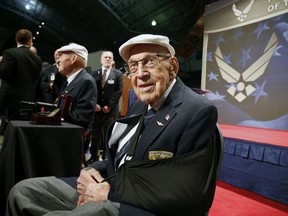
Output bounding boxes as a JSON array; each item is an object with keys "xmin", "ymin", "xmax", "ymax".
[
  {"xmin": 144, "ymin": 108, "xmax": 156, "ymax": 127},
  {"xmin": 101, "ymin": 69, "xmax": 107, "ymax": 88},
  {"xmin": 114, "ymin": 139, "xmax": 130, "ymax": 168}
]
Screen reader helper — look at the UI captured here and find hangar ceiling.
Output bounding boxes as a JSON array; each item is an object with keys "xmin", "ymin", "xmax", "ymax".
[{"xmin": 0, "ymin": 0, "xmax": 219, "ymax": 86}]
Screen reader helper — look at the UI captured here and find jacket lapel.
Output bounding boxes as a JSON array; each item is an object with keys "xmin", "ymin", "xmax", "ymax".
[
  {"xmin": 64, "ymin": 70, "xmax": 84, "ymax": 94},
  {"xmin": 108, "ymin": 78, "xmax": 186, "ymax": 160},
  {"xmin": 135, "ymin": 78, "xmax": 185, "ymax": 158},
  {"xmin": 102, "ymin": 68, "xmax": 115, "ymax": 88},
  {"xmin": 136, "ymin": 103, "xmax": 177, "ymax": 156},
  {"xmin": 107, "ymin": 112, "xmax": 144, "ymax": 156}
]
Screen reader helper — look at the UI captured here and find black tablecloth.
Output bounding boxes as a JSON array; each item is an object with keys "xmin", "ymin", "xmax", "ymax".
[{"xmin": 0, "ymin": 120, "xmax": 84, "ymax": 214}]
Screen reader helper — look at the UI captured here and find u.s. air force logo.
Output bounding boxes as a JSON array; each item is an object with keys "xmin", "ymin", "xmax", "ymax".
[
  {"xmin": 214, "ymin": 32, "xmax": 278, "ymax": 102},
  {"xmin": 232, "ymin": 0, "xmax": 254, "ymax": 22}
]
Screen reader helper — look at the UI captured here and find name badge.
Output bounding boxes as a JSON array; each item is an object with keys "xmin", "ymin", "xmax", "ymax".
[
  {"xmin": 108, "ymin": 79, "xmax": 114, "ymax": 84},
  {"xmin": 148, "ymin": 151, "xmax": 173, "ymax": 160}
]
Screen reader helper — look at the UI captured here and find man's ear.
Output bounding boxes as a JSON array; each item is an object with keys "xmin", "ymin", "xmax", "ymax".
[
  {"xmin": 168, "ymin": 57, "xmax": 179, "ymax": 80},
  {"xmin": 170, "ymin": 57, "xmax": 179, "ymax": 75},
  {"xmin": 27, "ymin": 39, "xmax": 33, "ymax": 48},
  {"xmin": 72, "ymin": 54, "xmax": 78, "ymax": 63}
]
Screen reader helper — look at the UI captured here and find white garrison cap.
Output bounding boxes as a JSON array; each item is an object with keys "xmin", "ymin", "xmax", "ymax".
[
  {"xmin": 57, "ymin": 43, "xmax": 88, "ymax": 61},
  {"xmin": 119, "ymin": 34, "xmax": 175, "ymax": 62}
]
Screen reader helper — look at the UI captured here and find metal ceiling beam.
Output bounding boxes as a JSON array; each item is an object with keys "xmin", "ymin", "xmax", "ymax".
[
  {"xmin": 0, "ymin": 1, "xmax": 66, "ymax": 45},
  {"xmin": 97, "ymin": 0, "xmax": 129, "ymax": 30}
]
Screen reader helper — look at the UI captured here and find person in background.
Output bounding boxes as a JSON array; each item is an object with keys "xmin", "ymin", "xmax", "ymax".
[
  {"xmin": 0, "ymin": 29, "xmax": 42, "ymax": 122},
  {"xmin": 54, "ymin": 43, "xmax": 97, "ymax": 130},
  {"xmin": 5, "ymin": 34, "xmax": 218, "ymax": 216},
  {"xmin": 41, "ymin": 61, "xmax": 51, "ymax": 70},
  {"xmin": 37, "ymin": 50, "xmax": 67, "ymax": 103},
  {"xmin": 88, "ymin": 51, "xmax": 123, "ymax": 162}
]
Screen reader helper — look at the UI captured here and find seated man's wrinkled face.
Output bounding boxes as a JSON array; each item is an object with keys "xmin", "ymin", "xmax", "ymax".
[
  {"xmin": 128, "ymin": 44, "xmax": 176, "ymax": 107},
  {"xmin": 57, "ymin": 52, "xmax": 75, "ymax": 76}
]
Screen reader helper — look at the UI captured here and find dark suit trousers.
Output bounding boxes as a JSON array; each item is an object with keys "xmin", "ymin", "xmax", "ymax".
[
  {"xmin": 90, "ymin": 111, "xmax": 115, "ymax": 159},
  {"xmin": 6, "ymin": 176, "xmax": 120, "ymax": 216}
]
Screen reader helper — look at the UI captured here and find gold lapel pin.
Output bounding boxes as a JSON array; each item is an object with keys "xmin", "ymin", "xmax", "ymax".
[{"xmin": 165, "ymin": 114, "xmax": 170, "ymax": 121}]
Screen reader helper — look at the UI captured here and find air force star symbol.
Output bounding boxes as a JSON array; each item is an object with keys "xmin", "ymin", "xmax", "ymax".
[{"xmin": 214, "ymin": 32, "xmax": 278, "ymax": 102}]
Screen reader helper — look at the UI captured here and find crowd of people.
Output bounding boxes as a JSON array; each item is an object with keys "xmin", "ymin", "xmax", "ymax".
[
  {"xmin": 0, "ymin": 29, "xmax": 123, "ymax": 135},
  {"xmin": 0, "ymin": 29, "xmax": 219, "ymax": 216}
]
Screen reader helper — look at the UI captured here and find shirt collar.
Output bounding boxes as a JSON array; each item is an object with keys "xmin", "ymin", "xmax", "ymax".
[
  {"xmin": 17, "ymin": 45, "xmax": 29, "ymax": 48},
  {"xmin": 67, "ymin": 69, "xmax": 82, "ymax": 85},
  {"xmin": 102, "ymin": 66, "xmax": 111, "ymax": 72}
]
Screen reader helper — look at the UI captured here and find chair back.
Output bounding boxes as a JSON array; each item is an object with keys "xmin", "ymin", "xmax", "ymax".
[
  {"xmin": 214, "ymin": 124, "xmax": 224, "ymax": 178},
  {"xmin": 205, "ymin": 123, "xmax": 224, "ymax": 216}
]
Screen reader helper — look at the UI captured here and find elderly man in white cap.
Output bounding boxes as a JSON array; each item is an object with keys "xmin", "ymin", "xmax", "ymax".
[
  {"xmin": 6, "ymin": 35, "xmax": 218, "ymax": 216},
  {"xmin": 54, "ymin": 43, "xmax": 97, "ymax": 129}
]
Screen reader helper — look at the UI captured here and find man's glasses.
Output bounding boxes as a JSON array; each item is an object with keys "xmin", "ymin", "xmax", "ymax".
[{"xmin": 124, "ymin": 54, "xmax": 171, "ymax": 75}]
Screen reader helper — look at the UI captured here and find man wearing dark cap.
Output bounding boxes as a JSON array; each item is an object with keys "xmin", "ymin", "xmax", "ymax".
[
  {"xmin": 55, "ymin": 43, "xmax": 97, "ymax": 129},
  {"xmin": 6, "ymin": 35, "xmax": 218, "ymax": 216}
]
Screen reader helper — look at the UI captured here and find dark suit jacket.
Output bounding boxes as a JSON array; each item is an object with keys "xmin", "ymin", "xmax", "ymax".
[
  {"xmin": 0, "ymin": 46, "xmax": 42, "ymax": 111},
  {"xmin": 105, "ymin": 77, "xmax": 218, "ymax": 215},
  {"xmin": 61, "ymin": 69, "xmax": 97, "ymax": 129},
  {"xmin": 90, "ymin": 68, "xmax": 123, "ymax": 116},
  {"xmin": 61, "ymin": 77, "xmax": 218, "ymax": 215},
  {"xmin": 0, "ymin": 79, "xmax": 9, "ymax": 113},
  {"xmin": 37, "ymin": 64, "xmax": 67, "ymax": 103}
]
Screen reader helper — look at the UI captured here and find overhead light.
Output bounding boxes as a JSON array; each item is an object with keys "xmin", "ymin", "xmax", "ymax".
[
  {"xmin": 41, "ymin": 22, "xmax": 45, "ymax": 26},
  {"xmin": 25, "ymin": 4, "xmax": 30, "ymax": 10},
  {"xmin": 151, "ymin": 20, "xmax": 157, "ymax": 26}
]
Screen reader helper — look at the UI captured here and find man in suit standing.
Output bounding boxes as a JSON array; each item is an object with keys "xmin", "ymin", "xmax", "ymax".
[
  {"xmin": 0, "ymin": 29, "xmax": 42, "ymax": 121},
  {"xmin": 37, "ymin": 50, "xmax": 67, "ymax": 103},
  {"xmin": 6, "ymin": 34, "xmax": 218, "ymax": 216},
  {"xmin": 88, "ymin": 51, "xmax": 123, "ymax": 162},
  {"xmin": 56, "ymin": 43, "xmax": 97, "ymax": 130}
]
